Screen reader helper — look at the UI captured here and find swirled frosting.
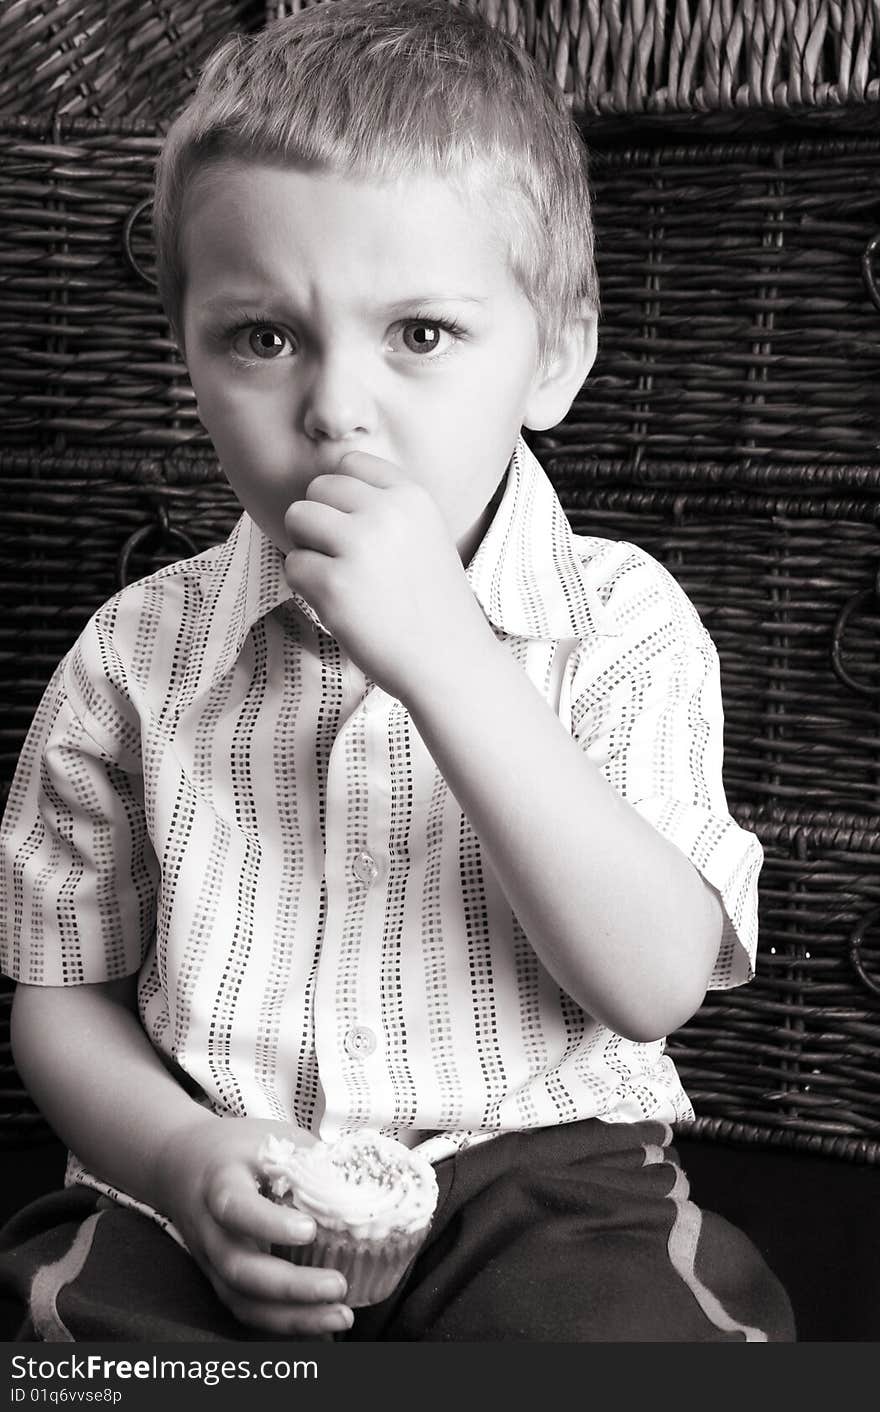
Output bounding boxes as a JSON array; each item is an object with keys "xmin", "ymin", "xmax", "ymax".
[{"xmin": 259, "ymin": 1130, "xmax": 439, "ymax": 1239}]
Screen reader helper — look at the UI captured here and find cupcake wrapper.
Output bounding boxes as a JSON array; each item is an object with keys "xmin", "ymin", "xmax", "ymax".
[{"xmin": 277, "ymin": 1225, "xmax": 429, "ymax": 1307}]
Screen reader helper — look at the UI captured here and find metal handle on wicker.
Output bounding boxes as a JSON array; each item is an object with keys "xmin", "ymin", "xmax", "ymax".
[
  {"xmin": 830, "ymin": 569, "xmax": 880, "ymax": 698},
  {"xmin": 117, "ymin": 504, "xmax": 198, "ymax": 589},
  {"xmin": 848, "ymin": 907, "xmax": 880, "ymax": 1001},
  {"xmin": 863, "ymin": 233, "xmax": 880, "ymax": 315},
  {"xmin": 122, "ymin": 197, "xmax": 158, "ymax": 289}
]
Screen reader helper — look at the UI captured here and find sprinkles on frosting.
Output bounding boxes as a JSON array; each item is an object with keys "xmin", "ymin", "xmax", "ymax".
[{"xmin": 258, "ymin": 1129, "xmax": 439, "ymax": 1238}]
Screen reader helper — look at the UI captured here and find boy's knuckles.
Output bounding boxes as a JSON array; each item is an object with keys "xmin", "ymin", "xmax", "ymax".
[
  {"xmin": 283, "ymin": 549, "xmax": 324, "ymax": 590},
  {"xmin": 207, "ymin": 1181, "xmax": 242, "ymax": 1225},
  {"xmin": 215, "ymin": 1248, "xmax": 262, "ymax": 1293},
  {"xmin": 304, "ymin": 474, "xmax": 337, "ymax": 501},
  {"xmin": 211, "ymin": 1271, "xmax": 341, "ymax": 1333}
]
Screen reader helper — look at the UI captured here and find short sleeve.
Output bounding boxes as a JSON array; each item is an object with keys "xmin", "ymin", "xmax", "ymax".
[
  {"xmin": 566, "ymin": 542, "xmax": 762, "ymax": 990},
  {"xmin": 0, "ymin": 636, "xmax": 158, "ymax": 987}
]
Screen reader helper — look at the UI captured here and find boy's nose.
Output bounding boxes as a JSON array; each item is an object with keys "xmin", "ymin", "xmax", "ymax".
[{"xmin": 302, "ymin": 355, "xmax": 374, "ymax": 443}]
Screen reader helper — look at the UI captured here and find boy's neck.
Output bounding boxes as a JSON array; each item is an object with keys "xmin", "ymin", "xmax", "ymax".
[{"xmin": 459, "ymin": 470, "xmax": 508, "ymax": 567}]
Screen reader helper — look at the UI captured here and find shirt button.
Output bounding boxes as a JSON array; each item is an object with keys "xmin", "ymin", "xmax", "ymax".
[
  {"xmin": 344, "ymin": 1025, "xmax": 377, "ymax": 1058},
  {"xmin": 352, "ymin": 850, "xmax": 379, "ymax": 885}
]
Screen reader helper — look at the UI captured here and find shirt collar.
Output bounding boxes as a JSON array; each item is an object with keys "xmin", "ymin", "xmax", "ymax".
[
  {"xmin": 181, "ymin": 513, "xmax": 293, "ymax": 701},
  {"xmin": 195, "ymin": 435, "xmax": 614, "ymax": 696},
  {"xmin": 467, "ymin": 437, "xmax": 617, "ymax": 640}
]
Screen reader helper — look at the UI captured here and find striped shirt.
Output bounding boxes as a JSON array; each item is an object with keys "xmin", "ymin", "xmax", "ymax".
[{"xmin": 1, "ymin": 438, "xmax": 762, "ymax": 1189}]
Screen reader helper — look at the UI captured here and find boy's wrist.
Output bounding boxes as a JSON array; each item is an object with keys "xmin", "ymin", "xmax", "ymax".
[
  {"xmin": 150, "ymin": 1107, "xmax": 221, "ymax": 1216},
  {"xmin": 393, "ymin": 599, "xmax": 504, "ymax": 714}
]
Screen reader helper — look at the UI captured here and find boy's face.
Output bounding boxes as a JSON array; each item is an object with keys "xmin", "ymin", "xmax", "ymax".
[{"xmin": 180, "ymin": 161, "xmax": 559, "ymax": 561}]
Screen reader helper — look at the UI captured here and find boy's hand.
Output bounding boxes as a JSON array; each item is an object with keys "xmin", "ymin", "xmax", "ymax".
[
  {"xmin": 283, "ymin": 452, "xmax": 492, "ymax": 701},
  {"xmin": 154, "ymin": 1115, "xmax": 353, "ymax": 1337}
]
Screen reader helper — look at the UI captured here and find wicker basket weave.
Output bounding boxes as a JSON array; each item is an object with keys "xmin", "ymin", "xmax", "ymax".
[
  {"xmin": 268, "ymin": 0, "xmax": 880, "ymax": 113},
  {"xmin": 0, "ymin": 120, "xmax": 200, "ymax": 450},
  {"xmin": 565, "ymin": 133, "xmax": 880, "ymax": 469},
  {"xmin": 669, "ymin": 805, "xmax": 880, "ymax": 1164},
  {"xmin": 0, "ymin": 1, "xmax": 261, "ymax": 121}
]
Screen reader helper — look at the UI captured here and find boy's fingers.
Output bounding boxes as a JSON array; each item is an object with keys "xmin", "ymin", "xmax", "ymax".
[
  {"xmin": 284, "ymin": 499, "xmax": 349, "ymax": 555},
  {"xmin": 335, "ymin": 449, "xmax": 402, "ymax": 487},
  {"xmin": 212, "ymin": 1241, "xmax": 347, "ymax": 1306},
  {"xmin": 303, "ymin": 473, "xmax": 374, "ymax": 512},
  {"xmin": 227, "ymin": 1293, "xmax": 353, "ymax": 1337},
  {"xmin": 283, "ymin": 547, "xmax": 333, "ymax": 595},
  {"xmin": 208, "ymin": 1179, "xmax": 316, "ymax": 1247}
]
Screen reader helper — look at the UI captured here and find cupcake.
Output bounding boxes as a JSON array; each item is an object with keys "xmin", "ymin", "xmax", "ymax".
[{"xmin": 258, "ymin": 1129, "xmax": 439, "ymax": 1307}]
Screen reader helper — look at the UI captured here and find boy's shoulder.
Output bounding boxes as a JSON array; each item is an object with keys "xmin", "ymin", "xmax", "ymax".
[
  {"xmin": 566, "ymin": 529, "xmax": 711, "ymax": 649},
  {"xmin": 569, "ymin": 529, "xmax": 690, "ymax": 608},
  {"xmin": 86, "ymin": 534, "xmax": 232, "ymax": 654}
]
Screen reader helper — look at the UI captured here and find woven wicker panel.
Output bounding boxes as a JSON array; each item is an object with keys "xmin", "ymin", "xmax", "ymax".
[
  {"xmin": 268, "ymin": 0, "xmax": 880, "ymax": 113},
  {"xmin": 668, "ymin": 805, "xmax": 880, "ymax": 1163},
  {"xmin": 3, "ymin": 118, "xmax": 880, "ymax": 467},
  {"xmin": 0, "ymin": 1, "xmax": 262, "ymax": 122},
  {"xmin": 544, "ymin": 457, "xmax": 880, "ymax": 817},
  {"xmin": 574, "ymin": 131, "xmax": 880, "ymax": 468},
  {"xmin": 0, "ymin": 120, "xmax": 203, "ymax": 451}
]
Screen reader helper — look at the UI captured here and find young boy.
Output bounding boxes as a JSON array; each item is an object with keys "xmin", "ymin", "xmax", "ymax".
[{"xmin": 0, "ymin": 0, "xmax": 794, "ymax": 1342}]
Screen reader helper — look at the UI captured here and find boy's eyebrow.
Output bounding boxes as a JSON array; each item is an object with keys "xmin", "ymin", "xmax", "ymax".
[
  {"xmin": 193, "ymin": 293, "xmax": 277, "ymax": 314},
  {"xmin": 384, "ymin": 294, "xmax": 489, "ymax": 310},
  {"xmin": 193, "ymin": 292, "xmax": 490, "ymax": 314}
]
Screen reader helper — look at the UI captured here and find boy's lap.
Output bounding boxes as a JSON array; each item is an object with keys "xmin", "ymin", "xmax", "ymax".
[{"xmin": 0, "ymin": 1123, "xmax": 795, "ymax": 1342}]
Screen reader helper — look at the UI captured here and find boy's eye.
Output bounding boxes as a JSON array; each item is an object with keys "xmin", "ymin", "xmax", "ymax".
[
  {"xmin": 232, "ymin": 324, "xmax": 295, "ymax": 359},
  {"xmin": 402, "ymin": 322, "xmax": 443, "ymax": 354},
  {"xmin": 395, "ymin": 320, "xmax": 458, "ymax": 356}
]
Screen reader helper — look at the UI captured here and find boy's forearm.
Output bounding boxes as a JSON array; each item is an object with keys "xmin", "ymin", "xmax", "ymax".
[
  {"xmin": 404, "ymin": 629, "xmax": 724, "ymax": 1042},
  {"xmin": 11, "ymin": 978, "xmax": 216, "ymax": 1210}
]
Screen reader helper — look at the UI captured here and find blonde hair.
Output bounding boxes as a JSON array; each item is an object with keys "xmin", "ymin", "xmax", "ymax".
[{"xmin": 153, "ymin": 0, "xmax": 598, "ymax": 358}]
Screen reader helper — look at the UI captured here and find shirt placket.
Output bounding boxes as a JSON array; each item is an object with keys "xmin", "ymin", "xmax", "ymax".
[{"xmin": 313, "ymin": 666, "xmax": 395, "ymax": 1137}]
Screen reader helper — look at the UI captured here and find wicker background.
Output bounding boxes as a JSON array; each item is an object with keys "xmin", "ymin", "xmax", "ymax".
[
  {"xmin": 670, "ymin": 805, "xmax": 880, "ymax": 1160},
  {"xmin": 269, "ymin": 0, "xmax": 880, "ymax": 112},
  {"xmin": 561, "ymin": 136, "xmax": 880, "ymax": 468},
  {"xmin": 0, "ymin": 1, "xmax": 263, "ymax": 119},
  {"xmin": 1, "ymin": 0, "xmax": 880, "ymax": 1160},
  {"xmin": 4, "ymin": 0, "xmax": 880, "ymax": 121}
]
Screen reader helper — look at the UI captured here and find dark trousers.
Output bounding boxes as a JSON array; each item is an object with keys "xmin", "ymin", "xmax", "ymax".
[{"xmin": 0, "ymin": 1119, "xmax": 795, "ymax": 1342}]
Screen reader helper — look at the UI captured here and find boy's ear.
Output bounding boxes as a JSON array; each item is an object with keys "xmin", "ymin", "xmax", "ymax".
[{"xmin": 522, "ymin": 308, "xmax": 598, "ymax": 432}]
